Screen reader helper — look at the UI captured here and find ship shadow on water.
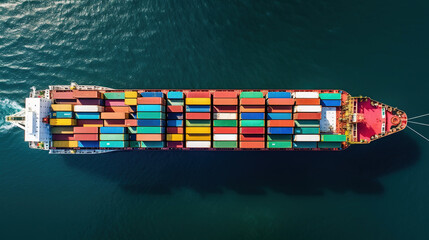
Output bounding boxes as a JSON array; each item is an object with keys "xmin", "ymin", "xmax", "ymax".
[{"xmin": 63, "ymin": 131, "xmax": 420, "ymax": 196}]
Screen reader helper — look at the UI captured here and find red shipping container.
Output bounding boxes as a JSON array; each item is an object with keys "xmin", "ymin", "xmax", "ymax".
[
  {"xmin": 186, "ymin": 112, "xmax": 211, "ymax": 120},
  {"xmin": 295, "ymin": 98, "xmax": 320, "ymax": 105},
  {"xmin": 137, "ymin": 97, "xmax": 165, "ymax": 105},
  {"xmin": 52, "ymin": 91, "xmax": 74, "ymax": 99},
  {"xmin": 267, "ymin": 98, "xmax": 295, "ymax": 106},
  {"xmin": 167, "ymin": 127, "xmax": 183, "ymax": 134},
  {"xmin": 77, "ymin": 120, "xmax": 104, "ymax": 127},
  {"xmin": 213, "ymin": 91, "xmax": 238, "ymax": 98},
  {"xmin": 73, "ymin": 127, "xmax": 98, "ymax": 134},
  {"xmin": 100, "ymin": 112, "xmax": 128, "ymax": 119},
  {"xmin": 167, "ymin": 105, "xmax": 184, "ymax": 113},
  {"xmin": 167, "ymin": 141, "xmax": 184, "ymax": 148},
  {"xmin": 186, "ymin": 92, "xmax": 211, "ymax": 98},
  {"xmin": 136, "ymin": 134, "xmax": 165, "ymax": 141},
  {"xmin": 213, "ymin": 105, "xmax": 238, "ymax": 113},
  {"xmin": 240, "ymin": 106, "xmax": 265, "ymax": 113},
  {"xmin": 125, "ymin": 119, "xmax": 138, "ymax": 127},
  {"xmin": 74, "ymin": 134, "xmax": 98, "ymax": 141},
  {"xmin": 240, "ymin": 134, "xmax": 265, "ymax": 141},
  {"xmin": 240, "ymin": 127, "xmax": 265, "ymax": 134},
  {"xmin": 267, "ymin": 120, "xmax": 295, "ymax": 127},
  {"xmin": 76, "ymin": 99, "xmax": 103, "ymax": 105},
  {"xmin": 104, "ymin": 106, "xmax": 132, "ymax": 113},
  {"xmin": 240, "ymin": 98, "xmax": 265, "ymax": 105},
  {"xmin": 267, "ymin": 106, "xmax": 293, "ymax": 113},
  {"xmin": 213, "ymin": 98, "xmax": 238, "ymax": 106},
  {"xmin": 73, "ymin": 90, "xmax": 100, "ymax": 99},
  {"xmin": 54, "ymin": 99, "xmax": 77, "ymax": 105},
  {"xmin": 213, "ymin": 127, "xmax": 238, "ymax": 134},
  {"xmin": 240, "ymin": 141, "xmax": 265, "ymax": 148},
  {"xmin": 52, "ymin": 134, "xmax": 74, "ymax": 141},
  {"xmin": 104, "ymin": 119, "xmax": 126, "ymax": 126},
  {"xmin": 293, "ymin": 112, "xmax": 322, "ymax": 120}
]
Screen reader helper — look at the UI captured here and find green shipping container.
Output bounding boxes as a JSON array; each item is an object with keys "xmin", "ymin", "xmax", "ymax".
[
  {"xmin": 319, "ymin": 93, "xmax": 341, "ymax": 100},
  {"xmin": 318, "ymin": 142, "xmax": 342, "ymax": 149},
  {"xmin": 213, "ymin": 141, "xmax": 237, "ymax": 148},
  {"xmin": 240, "ymin": 92, "xmax": 264, "ymax": 98},
  {"xmin": 141, "ymin": 141, "xmax": 165, "ymax": 148},
  {"xmin": 100, "ymin": 141, "xmax": 129, "ymax": 148},
  {"xmin": 267, "ymin": 134, "xmax": 292, "ymax": 141},
  {"xmin": 186, "ymin": 120, "xmax": 211, "ymax": 127},
  {"xmin": 267, "ymin": 141, "xmax": 293, "ymax": 148},
  {"xmin": 240, "ymin": 120, "xmax": 265, "ymax": 127},
  {"xmin": 321, "ymin": 134, "xmax": 347, "ymax": 142},
  {"xmin": 294, "ymin": 120, "xmax": 320, "ymax": 128},
  {"xmin": 104, "ymin": 92, "xmax": 125, "ymax": 99},
  {"xmin": 213, "ymin": 120, "xmax": 237, "ymax": 127},
  {"xmin": 137, "ymin": 112, "xmax": 166, "ymax": 119},
  {"xmin": 128, "ymin": 127, "xmax": 138, "ymax": 134},
  {"xmin": 99, "ymin": 134, "xmax": 129, "ymax": 141},
  {"xmin": 137, "ymin": 127, "xmax": 164, "ymax": 134},
  {"xmin": 167, "ymin": 99, "xmax": 185, "ymax": 106},
  {"xmin": 294, "ymin": 127, "xmax": 320, "ymax": 134},
  {"xmin": 129, "ymin": 141, "xmax": 141, "ymax": 148}
]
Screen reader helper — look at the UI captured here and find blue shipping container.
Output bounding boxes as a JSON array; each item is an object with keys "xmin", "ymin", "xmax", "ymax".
[
  {"xmin": 240, "ymin": 112, "xmax": 265, "ymax": 120},
  {"xmin": 268, "ymin": 127, "xmax": 294, "ymax": 134},
  {"xmin": 167, "ymin": 113, "xmax": 183, "ymax": 120},
  {"xmin": 167, "ymin": 91, "xmax": 184, "ymax": 99},
  {"xmin": 78, "ymin": 141, "xmax": 99, "ymax": 148},
  {"xmin": 100, "ymin": 127, "xmax": 126, "ymax": 134},
  {"xmin": 137, "ymin": 105, "xmax": 165, "ymax": 112},
  {"xmin": 52, "ymin": 111, "xmax": 73, "ymax": 118},
  {"xmin": 141, "ymin": 92, "xmax": 163, "ymax": 98},
  {"xmin": 75, "ymin": 112, "xmax": 100, "ymax": 120},
  {"xmin": 141, "ymin": 141, "xmax": 165, "ymax": 148},
  {"xmin": 321, "ymin": 99, "xmax": 342, "ymax": 107},
  {"xmin": 186, "ymin": 105, "xmax": 211, "ymax": 112},
  {"xmin": 167, "ymin": 120, "xmax": 183, "ymax": 127},
  {"xmin": 267, "ymin": 92, "xmax": 291, "ymax": 98},
  {"xmin": 293, "ymin": 142, "xmax": 318, "ymax": 148},
  {"xmin": 267, "ymin": 113, "xmax": 292, "ymax": 120},
  {"xmin": 136, "ymin": 119, "xmax": 165, "ymax": 126}
]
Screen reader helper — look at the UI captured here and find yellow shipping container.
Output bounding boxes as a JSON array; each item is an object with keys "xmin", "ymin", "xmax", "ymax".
[
  {"xmin": 82, "ymin": 123, "xmax": 103, "ymax": 127},
  {"xmin": 50, "ymin": 119, "xmax": 77, "ymax": 126},
  {"xmin": 51, "ymin": 127, "xmax": 74, "ymax": 134},
  {"xmin": 186, "ymin": 134, "xmax": 211, "ymax": 141},
  {"xmin": 186, "ymin": 127, "xmax": 211, "ymax": 134},
  {"xmin": 51, "ymin": 104, "xmax": 73, "ymax": 111},
  {"xmin": 185, "ymin": 98, "xmax": 211, "ymax": 105},
  {"xmin": 52, "ymin": 141, "xmax": 78, "ymax": 148},
  {"xmin": 166, "ymin": 134, "xmax": 184, "ymax": 141},
  {"xmin": 125, "ymin": 91, "xmax": 138, "ymax": 98},
  {"xmin": 124, "ymin": 98, "xmax": 137, "ymax": 105}
]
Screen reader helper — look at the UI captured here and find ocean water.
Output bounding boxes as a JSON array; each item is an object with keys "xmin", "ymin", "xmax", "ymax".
[{"xmin": 1, "ymin": 1, "xmax": 429, "ymax": 239}]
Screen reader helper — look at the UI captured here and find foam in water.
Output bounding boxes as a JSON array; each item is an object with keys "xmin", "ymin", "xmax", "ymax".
[{"xmin": 0, "ymin": 98, "xmax": 23, "ymax": 133}]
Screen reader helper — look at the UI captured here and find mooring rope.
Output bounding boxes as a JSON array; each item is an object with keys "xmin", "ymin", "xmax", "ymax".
[
  {"xmin": 407, "ymin": 126, "xmax": 429, "ymax": 142},
  {"xmin": 408, "ymin": 113, "xmax": 429, "ymax": 120},
  {"xmin": 408, "ymin": 121, "xmax": 429, "ymax": 127}
]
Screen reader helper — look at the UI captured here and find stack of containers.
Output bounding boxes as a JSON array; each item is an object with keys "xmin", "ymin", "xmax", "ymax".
[
  {"xmin": 266, "ymin": 92, "xmax": 295, "ymax": 148},
  {"xmin": 318, "ymin": 92, "xmax": 345, "ymax": 149},
  {"xmin": 99, "ymin": 127, "xmax": 129, "ymax": 148},
  {"xmin": 124, "ymin": 91, "xmax": 139, "ymax": 148},
  {"xmin": 239, "ymin": 92, "xmax": 265, "ymax": 148},
  {"xmin": 50, "ymin": 103, "xmax": 77, "ymax": 148},
  {"xmin": 185, "ymin": 92, "xmax": 211, "ymax": 148},
  {"xmin": 102, "ymin": 92, "xmax": 129, "ymax": 127},
  {"xmin": 52, "ymin": 91, "xmax": 76, "ymax": 105},
  {"xmin": 166, "ymin": 91, "xmax": 185, "ymax": 148},
  {"xmin": 212, "ymin": 91, "xmax": 238, "ymax": 148},
  {"xmin": 136, "ymin": 92, "xmax": 166, "ymax": 148},
  {"xmin": 293, "ymin": 92, "xmax": 322, "ymax": 149}
]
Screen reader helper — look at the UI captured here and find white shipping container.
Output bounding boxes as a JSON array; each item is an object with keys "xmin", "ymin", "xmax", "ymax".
[
  {"xmin": 74, "ymin": 105, "xmax": 104, "ymax": 112},
  {"xmin": 294, "ymin": 105, "xmax": 322, "ymax": 113},
  {"xmin": 213, "ymin": 113, "xmax": 237, "ymax": 120},
  {"xmin": 294, "ymin": 134, "xmax": 320, "ymax": 142},
  {"xmin": 186, "ymin": 141, "xmax": 211, "ymax": 148},
  {"xmin": 294, "ymin": 92, "xmax": 319, "ymax": 99},
  {"xmin": 213, "ymin": 134, "xmax": 238, "ymax": 141}
]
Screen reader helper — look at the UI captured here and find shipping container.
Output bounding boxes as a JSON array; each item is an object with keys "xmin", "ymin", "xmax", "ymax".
[
  {"xmin": 73, "ymin": 134, "xmax": 99, "ymax": 141},
  {"xmin": 136, "ymin": 112, "xmax": 165, "ymax": 119},
  {"xmin": 51, "ymin": 112, "xmax": 73, "ymax": 118},
  {"xmin": 166, "ymin": 113, "xmax": 183, "ymax": 120},
  {"xmin": 52, "ymin": 91, "xmax": 74, "ymax": 99},
  {"xmin": 52, "ymin": 141, "xmax": 78, "ymax": 148},
  {"xmin": 167, "ymin": 141, "xmax": 184, "ymax": 148},
  {"xmin": 213, "ymin": 120, "xmax": 237, "ymax": 127},
  {"xmin": 167, "ymin": 105, "xmax": 184, "ymax": 113},
  {"xmin": 186, "ymin": 112, "xmax": 211, "ymax": 120},
  {"xmin": 294, "ymin": 127, "xmax": 320, "ymax": 134},
  {"xmin": 186, "ymin": 134, "xmax": 211, "ymax": 141},
  {"xmin": 240, "ymin": 112, "xmax": 265, "ymax": 120},
  {"xmin": 136, "ymin": 134, "xmax": 165, "ymax": 141},
  {"xmin": 213, "ymin": 141, "xmax": 237, "ymax": 148},
  {"xmin": 213, "ymin": 105, "xmax": 238, "ymax": 113},
  {"xmin": 186, "ymin": 141, "xmax": 211, "ymax": 148},
  {"xmin": 319, "ymin": 93, "xmax": 341, "ymax": 100},
  {"xmin": 294, "ymin": 92, "xmax": 319, "ymax": 99},
  {"xmin": 293, "ymin": 142, "xmax": 318, "ymax": 148},
  {"xmin": 186, "ymin": 92, "xmax": 211, "ymax": 98},
  {"xmin": 293, "ymin": 112, "xmax": 322, "ymax": 120},
  {"xmin": 137, "ymin": 97, "xmax": 165, "ymax": 105},
  {"xmin": 100, "ymin": 134, "xmax": 129, "ymax": 141},
  {"xmin": 240, "ymin": 92, "xmax": 264, "ymax": 98},
  {"xmin": 124, "ymin": 99, "xmax": 137, "ymax": 105},
  {"xmin": 213, "ymin": 98, "xmax": 238, "ymax": 105},
  {"xmin": 100, "ymin": 127, "xmax": 126, "ymax": 134},
  {"xmin": 137, "ymin": 105, "xmax": 165, "ymax": 112},
  {"xmin": 141, "ymin": 92, "xmax": 163, "ymax": 98},
  {"xmin": 76, "ymin": 99, "xmax": 104, "ymax": 105},
  {"xmin": 239, "ymin": 106, "xmax": 265, "ymax": 113},
  {"xmin": 73, "ymin": 126, "xmax": 98, "ymax": 134},
  {"xmin": 185, "ymin": 120, "xmax": 211, "ymax": 127},
  {"xmin": 105, "ymin": 106, "xmax": 133, "ymax": 113},
  {"xmin": 100, "ymin": 141, "xmax": 129, "ymax": 148},
  {"xmin": 240, "ymin": 127, "xmax": 265, "ymax": 134},
  {"xmin": 267, "ymin": 105, "xmax": 293, "ymax": 113},
  {"xmin": 78, "ymin": 141, "xmax": 99, "ymax": 148},
  {"xmin": 239, "ymin": 141, "xmax": 265, "ymax": 148},
  {"xmin": 213, "ymin": 92, "xmax": 238, "ymax": 98},
  {"xmin": 321, "ymin": 134, "xmax": 347, "ymax": 142},
  {"xmin": 267, "ymin": 120, "xmax": 295, "ymax": 127},
  {"xmin": 136, "ymin": 127, "xmax": 165, "ymax": 134},
  {"xmin": 294, "ymin": 134, "xmax": 320, "ymax": 142},
  {"xmin": 267, "ymin": 113, "xmax": 292, "ymax": 120},
  {"xmin": 52, "ymin": 134, "xmax": 74, "ymax": 141},
  {"xmin": 104, "ymin": 100, "xmax": 126, "ymax": 106},
  {"xmin": 167, "ymin": 99, "xmax": 185, "ymax": 106},
  {"xmin": 267, "ymin": 98, "xmax": 295, "ymax": 105},
  {"xmin": 141, "ymin": 141, "xmax": 165, "ymax": 148},
  {"xmin": 267, "ymin": 134, "xmax": 292, "ymax": 141},
  {"xmin": 186, "ymin": 127, "xmax": 211, "ymax": 134},
  {"xmin": 103, "ymin": 92, "xmax": 125, "ymax": 99},
  {"xmin": 51, "ymin": 104, "xmax": 73, "ymax": 112},
  {"xmin": 74, "ymin": 105, "xmax": 104, "ymax": 112},
  {"xmin": 213, "ymin": 127, "xmax": 238, "ymax": 134},
  {"xmin": 125, "ymin": 91, "xmax": 138, "ymax": 98},
  {"xmin": 267, "ymin": 92, "xmax": 291, "ymax": 98},
  {"xmin": 294, "ymin": 105, "xmax": 322, "ymax": 113},
  {"xmin": 267, "ymin": 141, "xmax": 292, "ymax": 148},
  {"xmin": 137, "ymin": 119, "xmax": 165, "ymax": 126},
  {"xmin": 318, "ymin": 142, "xmax": 342, "ymax": 148},
  {"xmin": 294, "ymin": 120, "xmax": 320, "ymax": 127},
  {"xmin": 213, "ymin": 134, "xmax": 237, "ymax": 141},
  {"xmin": 240, "ymin": 134, "xmax": 265, "ymax": 141},
  {"xmin": 54, "ymin": 99, "xmax": 77, "ymax": 105},
  {"xmin": 186, "ymin": 105, "xmax": 211, "ymax": 112},
  {"xmin": 166, "ymin": 127, "xmax": 184, "ymax": 134},
  {"xmin": 100, "ymin": 112, "xmax": 128, "ymax": 119},
  {"xmin": 295, "ymin": 98, "xmax": 320, "ymax": 105},
  {"xmin": 103, "ymin": 119, "xmax": 126, "ymax": 127},
  {"xmin": 240, "ymin": 98, "xmax": 265, "ymax": 105},
  {"xmin": 51, "ymin": 127, "xmax": 74, "ymax": 134},
  {"xmin": 73, "ymin": 90, "xmax": 100, "ymax": 98},
  {"xmin": 49, "ymin": 119, "xmax": 77, "ymax": 126},
  {"xmin": 167, "ymin": 91, "xmax": 184, "ymax": 99},
  {"xmin": 213, "ymin": 113, "xmax": 237, "ymax": 120},
  {"xmin": 77, "ymin": 119, "xmax": 104, "ymax": 127},
  {"xmin": 167, "ymin": 120, "xmax": 183, "ymax": 127},
  {"xmin": 185, "ymin": 98, "xmax": 211, "ymax": 105},
  {"xmin": 166, "ymin": 134, "xmax": 184, "ymax": 141},
  {"xmin": 321, "ymin": 99, "xmax": 341, "ymax": 107},
  {"xmin": 268, "ymin": 127, "xmax": 294, "ymax": 134}
]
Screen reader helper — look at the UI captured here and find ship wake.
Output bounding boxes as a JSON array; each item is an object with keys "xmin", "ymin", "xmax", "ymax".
[{"xmin": 0, "ymin": 98, "xmax": 23, "ymax": 133}]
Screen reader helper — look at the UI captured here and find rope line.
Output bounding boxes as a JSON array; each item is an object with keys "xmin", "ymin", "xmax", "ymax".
[
  {"xmin": 407, "ymin": 126, "xmax": 429, "ymax": 142},
  {"xmin": 408, "ymin": 121, "xmax": 429, "ymax": 127},
  {"xmin": 408, "ymin": 113, "xmax": 429, "ymax": 120}
]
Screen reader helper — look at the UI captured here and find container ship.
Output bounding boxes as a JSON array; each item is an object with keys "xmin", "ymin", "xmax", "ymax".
[{"xmin": 5, "ymin": 83, "xmax": 407, "ymax": 154}]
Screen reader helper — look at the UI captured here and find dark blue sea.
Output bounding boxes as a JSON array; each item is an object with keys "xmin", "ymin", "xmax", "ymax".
[{"xmin": 1, "ymin": 1, "xmax": 429, "ymax": 239}]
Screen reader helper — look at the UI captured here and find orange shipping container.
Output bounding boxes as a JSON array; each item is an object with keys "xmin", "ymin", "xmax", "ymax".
[
  {"xmin": 240, "ymin": 106, "xmax": 265, "ymax": 113},
  {"xmin": 74, "ymin": 134, "xmax": 99, "ymax": 141},
  {"xmin": 267, "ymin": 106, "xmax": 293, "ymax": 113},
  {"xmin": 240, "ymin": 141, "xmax": 265, "ymax": 148},
  {"xmin": 167, "ymin": 105, "xmax": 183, "ymax": 112},
  {"xmin": 186, "ymin": 112, "xmax": 211, "ymax": 120},
  {"xmin": 240, "ymin": 98, "xmax": 265, "ymax": 105},
  {"xmin": 136, "ymin": 134, "xmax": 165, "ymax": 141},
  {"xmin": 125, "ymin": 119, "xmax": 138, "ymax": 127},
  {"xmin": 73, "ymin": 127, "xmax": 99, "ymax": 134},
  {"xmin": 73, "ymin": 90, "xmax": 100, "ymax": 99},
  {"xmin": 293, "ymin": 112, "xmax": 322, "ymax": 120},
  {"xmin": 267, "ymin": 98, "xmax": 295, "ymax": 106},
  {"xmin": 52, "ymin": 91, "xmax": 74, "ymax": 99},
  {"xmin": 213, "ymin": 98, "xmax": 238, "ymax": 106},
  {"xmin": 267, "ymin": 120, "xmax": 295, "ymax": 127},
  {"xmin": 104, "ymin": 106, "xmax": 133, "ymax": 113},
  {"xmin": 104, "ymin": 119, "xmax": 126, "ymax": 127},
  {"xmin": 213, "ymin": 92, "xmax": 238, "ymax": 98},
  {"xmin": 295, "ymin": 98, "xmax": 320, "ymax": 105},
  {"xmin": 100, "ymin": 112, "xmax": 128, "ymax": 119},
  {"xmin": 137, "ymin": 97, "xmax": 165, "ymax": 105}
]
